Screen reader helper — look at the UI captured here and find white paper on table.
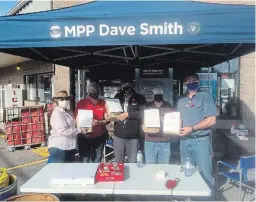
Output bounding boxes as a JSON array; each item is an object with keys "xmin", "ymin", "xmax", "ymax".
[
  {"xmin": 144, "ymin": 109, "xmax": 160, "ymax": 128},
  {"xmin": 77, "ymin": 110, "xmax": 93, "ymax": 128},
  {"xmin": 106, "ymin": 99, "xmax": 123, "ymax": 113},
  {"xmin": 163, "ymin": 112, "xmax": 181, "ymax": 134}
]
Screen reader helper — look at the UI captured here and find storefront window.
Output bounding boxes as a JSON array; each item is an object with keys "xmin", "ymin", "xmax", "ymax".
[
  {"xmin": 200, "ymin": 58, "xmax": 239, "ymax": 117},
  {"xmin": 24, "ymin": 73, "xmax": 53, "ymax": 102}
]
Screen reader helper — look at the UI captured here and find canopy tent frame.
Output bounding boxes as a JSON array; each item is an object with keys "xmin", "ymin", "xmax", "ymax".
[{"xmin": 20, "ymin": 43, "xmax": 248, "ymax": 69}]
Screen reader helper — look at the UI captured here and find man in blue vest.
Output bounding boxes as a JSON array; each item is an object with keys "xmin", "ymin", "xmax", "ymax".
[{"xmin": 177, "ymin": 74, "xmax": 217, "ymax": 189}]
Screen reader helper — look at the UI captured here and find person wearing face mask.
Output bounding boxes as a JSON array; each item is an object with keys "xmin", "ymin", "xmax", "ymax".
[
  {"xmin": 113, "ymin": 82, "xmax": 146, "ymax": 163},
  {"xmin": 144, "ymin": 88, "xmax": 175, "ymax": 164},
  {"xmin": 74, "ymin": 82, "xmax": 108, "ymax": 163},
  {"xmin": 48, "ymin": 91, "xmax": 87, "ymax": 163},
  {"xmin": 177, "ymin": 74, "xmax": 217, "ymax": 191}
]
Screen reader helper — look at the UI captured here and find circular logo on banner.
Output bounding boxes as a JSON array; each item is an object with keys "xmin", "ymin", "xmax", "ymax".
[
  {"xmin": 187, "ymin": 22, "xmax": 200, "ymax": 35},
  {"xmin": 50, "ymin": 25, "xmax": 61, "ymax": 38}
]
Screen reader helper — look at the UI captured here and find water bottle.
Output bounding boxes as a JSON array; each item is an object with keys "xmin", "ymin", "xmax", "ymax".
[
  {"xmin": 230, "ymin": 123, "xmax": 236, "ymax": 135},
  {"xmin": 184, "ymin": 157, "xmax": 195, "ymax": 177},
  {"xmin": 137, "ymin": 150, "xmax": 143, "ymax": 168}
]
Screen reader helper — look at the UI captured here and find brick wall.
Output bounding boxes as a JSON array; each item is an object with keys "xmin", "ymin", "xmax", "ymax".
[
  {"xmin": 0, "ymin": 60, "xmax": 53, "ymax": 86},
  {"xmin": 239, "ymin": 52, "xmax": 255, "ymax": 131},
  {"xmin": 0, "ymin": 60, "xmax": 72, "ymax": 98},
  {"xmin": 53, "ymin": 65, "xmax": 70, "ymax": 94}
]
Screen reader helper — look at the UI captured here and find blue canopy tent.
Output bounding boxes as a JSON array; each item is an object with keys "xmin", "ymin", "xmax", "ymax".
[{"xmin": 0, "ymin": 0, "xmax": 254, "ymax": 70}]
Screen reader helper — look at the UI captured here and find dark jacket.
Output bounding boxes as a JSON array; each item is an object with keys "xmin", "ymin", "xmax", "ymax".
[
  {"xmin": 144, "ymin": 102, "xmax": 178, "ymax": 143},
  {"xmin": 114, "ymin": 92, "xmax": 146, "ymax": 138}
]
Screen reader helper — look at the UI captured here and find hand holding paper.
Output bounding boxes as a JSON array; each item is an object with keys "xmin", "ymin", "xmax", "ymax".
[
  {"xmin": 180, "ymin": 127, "xmax": 193, "ymax": 136},
  {"xmin": 105, "ymin": 99, "xmax": 123, "ymax": 121},
  {"xmin": 81, "ymin": 127, "xmax": 89, "ymax": 134},
  {"xmin": 117, "ymin": 112, "xmax": 128, "ymax": 121}
]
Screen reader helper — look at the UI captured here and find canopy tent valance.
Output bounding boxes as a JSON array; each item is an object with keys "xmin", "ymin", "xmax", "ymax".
[{"xmin": 0, "ymin": 0, "xmax": 254, "ymax": 69}]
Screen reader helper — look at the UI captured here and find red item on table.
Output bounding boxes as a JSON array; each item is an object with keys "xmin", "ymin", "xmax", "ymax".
[
  {"xmin": 165, "ymin": 178, "xmax": 180, "ymax": 189},
  {"xmin": 95, "ymin": 163, "xmax": 124, "ymax": 182}
]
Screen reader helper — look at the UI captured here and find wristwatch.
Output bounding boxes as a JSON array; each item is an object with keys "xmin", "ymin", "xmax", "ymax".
[{"xmin": 191, "ymin": 126, "xmax": 195, "ymax": 132}]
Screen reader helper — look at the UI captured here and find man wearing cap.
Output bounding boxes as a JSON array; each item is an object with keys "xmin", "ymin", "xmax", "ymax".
[
  {"xmin": 144, "ymin": 88, "xmax": 175, "ymax": 164},
  {"xmin": 74, "ymin": 82, "xmax": 108, "ymax": 163},
  {"xmin": 177, "ymin": 74, "xmax": 217, "ymax": 188},
  {"xmin": 113, "ymin": 82, "xmax": 146, "ymax": 163}
]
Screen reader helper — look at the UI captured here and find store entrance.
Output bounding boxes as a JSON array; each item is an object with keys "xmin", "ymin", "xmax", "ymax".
[{"xmin": 74, "ymin": 66, "xmax": 201, "ymax": 107}]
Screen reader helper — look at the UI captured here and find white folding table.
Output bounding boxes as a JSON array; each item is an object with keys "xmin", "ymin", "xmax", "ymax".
[
  {"xmin": 20, "ymin": 163, "xmax": 115, "ymax": 194},
  {"xmin": 20, "ymin": 163, "xmax": 211, "ymax": 197},
  {"xmin": 114, "ymin": 164, "xmax": 211, "ymax": 196}
]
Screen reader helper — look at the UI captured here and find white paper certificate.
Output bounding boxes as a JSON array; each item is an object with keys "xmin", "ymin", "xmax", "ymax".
[
  {"xmin": 144, "ymin": 109, "xmax": 160, "ymax": 128},
  {"xmin": 77, "ymin": 110, "xmax": 93, "ymax": 128},
  {"xmin": 163, "ymin": 112, "xmax": 181, "ymax": 134},
  {"xmin": 106, "ymin": 99, "xmax": 123, "ymax": 113}
]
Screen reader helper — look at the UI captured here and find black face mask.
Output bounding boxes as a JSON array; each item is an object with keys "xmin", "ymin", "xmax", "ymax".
[
  {"xmin": 154, "ymin": 94, "xmax": 163, "ymax": 102},
  {"xmin": 123, "ymin": 87, "xmax": 133, "ymax": 95},
  {"xmin": 89, "ymin": 92, "xmax": 99, "ymax": 100}
]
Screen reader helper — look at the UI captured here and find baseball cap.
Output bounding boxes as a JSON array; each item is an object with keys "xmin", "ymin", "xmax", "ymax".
[{"xmin": 152, "ymin": 87, "xmax": 164, "ymax": 95}]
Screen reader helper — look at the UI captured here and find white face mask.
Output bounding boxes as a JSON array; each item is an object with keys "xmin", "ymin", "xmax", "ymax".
[{"xmin": 58, "ymin": 100, "xmax": 69, "ymax": 109}]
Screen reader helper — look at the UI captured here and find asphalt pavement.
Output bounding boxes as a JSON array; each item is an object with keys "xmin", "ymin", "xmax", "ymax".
[{"xmin": 0, "ymin": 138, "xmax": 47, "ymax": 194}]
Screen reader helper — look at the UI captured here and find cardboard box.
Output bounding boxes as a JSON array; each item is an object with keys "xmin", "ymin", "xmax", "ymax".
[
  {"xmin": 163, "ymin": 112, "xmax": 182, "ymax": 135},
  {"xmin": 142, "ymin": 124, "xmax": 160, "ymax": 134},
  {"xmin": 95, "ymin": 163, "xmax": 124, "ymax": 182},
  {"xmin": 105, "ymin": 99, "xmax": 123, "ymax": 121},
  {"xmin": 142, "ymin": 109, "xmax": 160, "ymax": 134}
]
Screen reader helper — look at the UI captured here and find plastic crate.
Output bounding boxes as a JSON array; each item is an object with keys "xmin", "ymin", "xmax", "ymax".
[
  {"xmin": 4, "ymin": 106, "xmax": 46, "ymax": 149},
  {"xmin": 21, "ymin": 108, "xmax": 45, "ymax": 145},
  {"xmin": 5, "ymin": 121, "xmax": 27, "ymax": 146}
]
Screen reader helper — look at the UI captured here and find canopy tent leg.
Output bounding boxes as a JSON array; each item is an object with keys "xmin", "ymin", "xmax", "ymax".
[{"xmin": 69, "ymin": 67, "xmax": 76, "ymax": 111}]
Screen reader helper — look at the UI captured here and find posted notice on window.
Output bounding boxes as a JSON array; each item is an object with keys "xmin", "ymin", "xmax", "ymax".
[
  {"xmin": 77, "ymin": 110, "xmax": 93, "ymax": 128},
  {"xmin": 144, "ymin": 109, "xmax": 160, "ymax": 128},
  {"xmin": 163, "ymin": 112, "xmax": 181, "ymax": 135},
  {"xmin": 106, "ymin": 99, "xmax": 123, "ymax": 113}
]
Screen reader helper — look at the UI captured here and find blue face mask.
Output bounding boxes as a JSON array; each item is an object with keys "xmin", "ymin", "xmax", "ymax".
[{"xmin": 187, "ymin": 82, "xmax": 199, "ymax": 91}]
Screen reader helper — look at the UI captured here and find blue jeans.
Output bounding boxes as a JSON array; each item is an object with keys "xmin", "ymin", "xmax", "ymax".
[
  {"xmin": 48, "ymin": 148, "xmax": 76, "ymax": 163},
  {"xmin": 180, "ymin": 135, "xmax": 213, "ymax": 187},
  {"xmin": 145, "ymin": 141, "xmax": 171, "ymax": 164}
]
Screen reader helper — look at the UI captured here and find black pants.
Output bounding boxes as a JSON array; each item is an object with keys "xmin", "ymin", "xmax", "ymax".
[{"xmin": 78, "ymin": 134, "xmax": 106, "ymax": 163}]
